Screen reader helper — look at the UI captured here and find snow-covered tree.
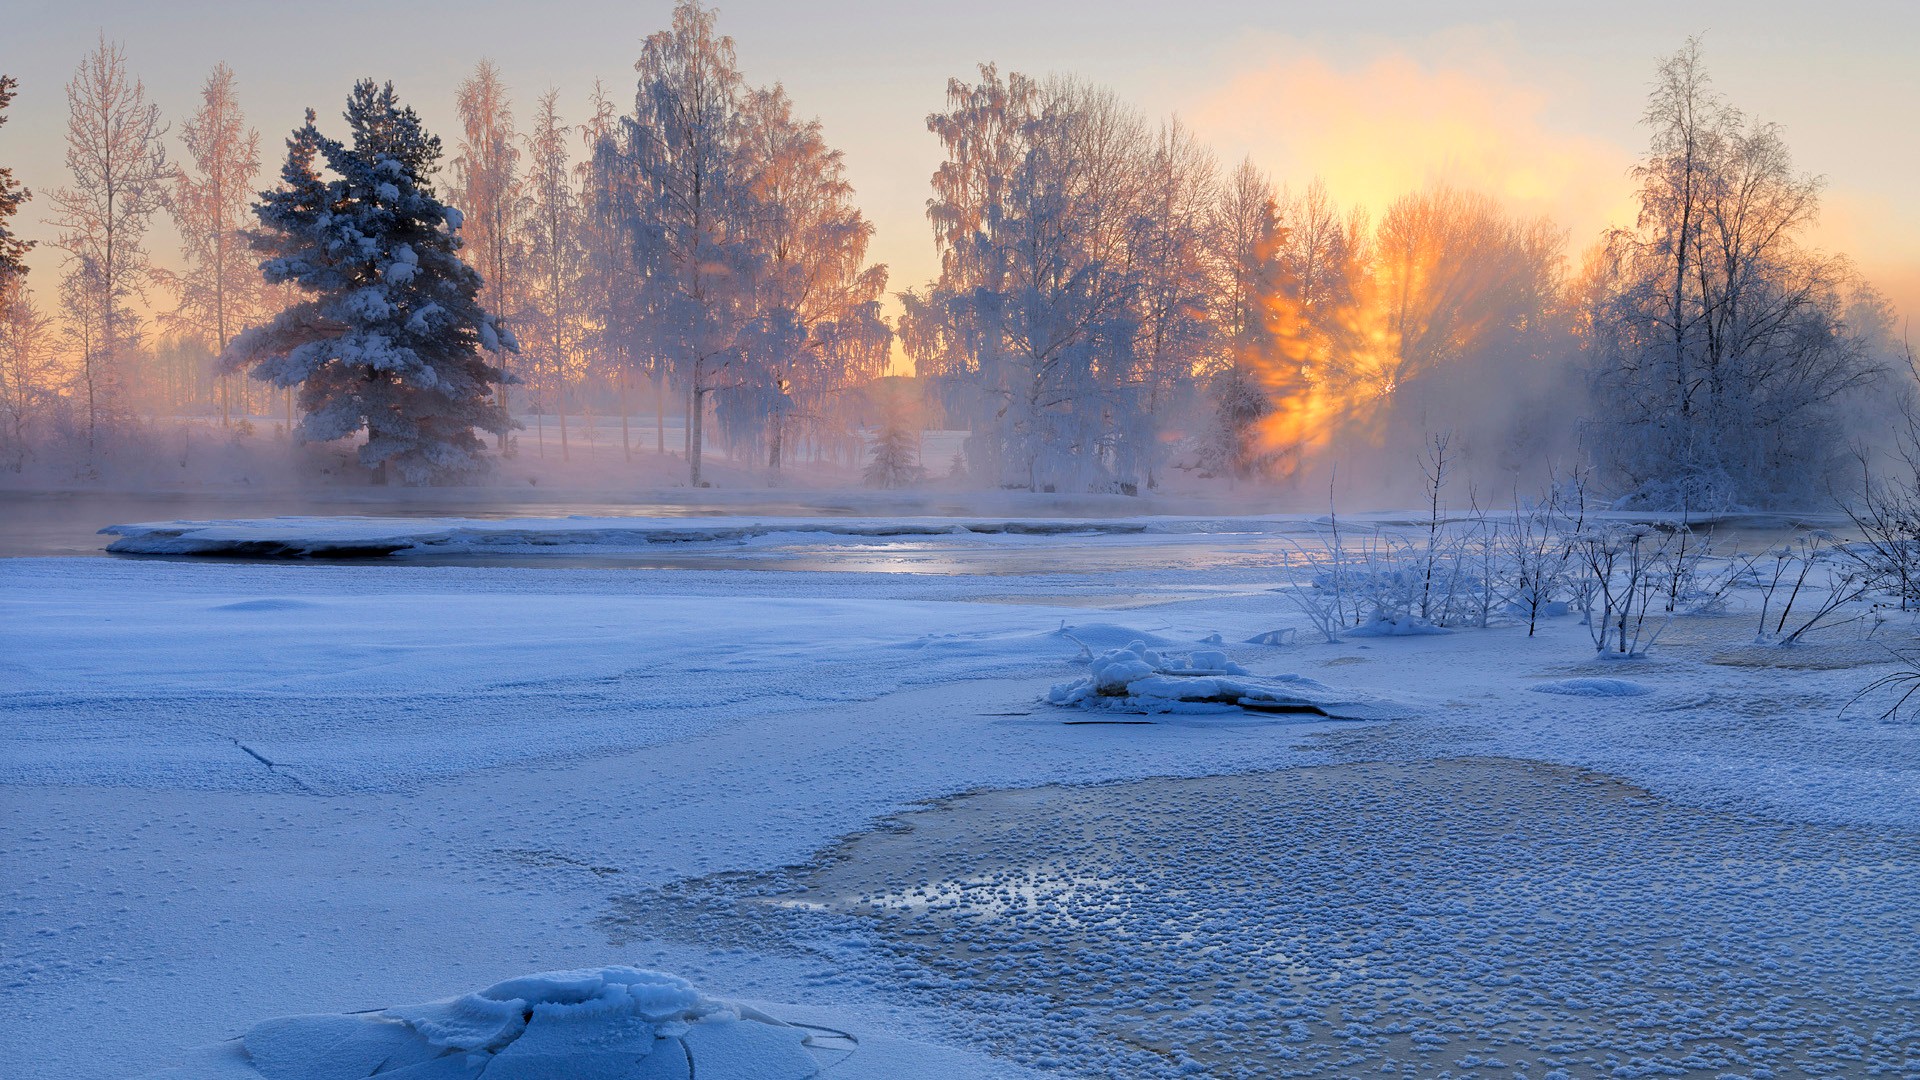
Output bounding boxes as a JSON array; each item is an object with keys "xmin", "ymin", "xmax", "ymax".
[
  {"xmin": 0, "ymin": 282, "xmax": 58, "ymax": 471},
  {"xmin": 519, "ymin": 87, "xmax": 586, "ymax": 459},
  {"xmin": 579, "ymin": 80, "xmax": 649, "ymax": 455},
  {"xmin": 603, "ymin": 1, "xmax": 890, "ymax": 485},
  {"xmin": 725, "ymin": 84, "xmax": 890, "ymax": 473},
  {"xmin": 1198, "ymin": 160, "xmax": 1281, "ymax": 480},
  {"xmin": 863, "ymin": 379, "xmax": 927, "ymax": 489},
  {"xmin": 0, "ymin": 75, "xmax": 31, "ymax": 287},
  {"xmin": 453, "ymin": 59, "xmax": 525, "ymax": 442},
  {"xmin": 909, "ymin": 67, "xmax": 1175, "ymax": 493},
  {"xmin": 225, "ymin": 80, "xmax": 515, "ymax": 484},
  {"xmin": 167, "ymin": 62, "xmax": 265, "ymax": 427},
  {"xmin": 1582, "ymin": 39, "xmax": 1886, "ymax": 507},
  {"xmin": 864, "ymin": 421, "xmax": 925, "ymax": 489},
  {"xmin": 1133, "ymin": 118, "xmax": 1221, "ymax": 488},
  {"xmin": 47, "ymin": 36, "xmax": 172, "ymax": 448},
  {"xmin": 618, "ymin": 1, "xmax": 758, "ymax": 486}
]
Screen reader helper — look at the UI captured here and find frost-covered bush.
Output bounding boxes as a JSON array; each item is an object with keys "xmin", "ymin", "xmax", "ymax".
[
  {"xmin": 1851, "ymin": 648, "xmax": 1920, "ymax": 723},
  {"xmin": 1745, "ymin": 534, "xmax": 1871, "ymax": 644},
  {"xmin": 1844, "ymin": 433, "xmax": 1920, "ymax": 611}
]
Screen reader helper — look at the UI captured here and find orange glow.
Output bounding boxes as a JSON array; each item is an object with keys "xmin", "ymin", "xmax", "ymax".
[
  {"xmin": 1187, "ymin": 41, "xmax": 1635, "ymax": 256},
  {"xmin": 1244, "ymin": 185, "xmax": 1561, "ymax": 474},
  {"xmin": 1242, "ymin": 234, "xmax": 1375, "ymax": 474}
]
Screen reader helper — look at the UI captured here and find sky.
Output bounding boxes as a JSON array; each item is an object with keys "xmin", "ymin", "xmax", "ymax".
[{"xmin": 6, "ymin": 0, "xmax": 1918, "ymax": 367}]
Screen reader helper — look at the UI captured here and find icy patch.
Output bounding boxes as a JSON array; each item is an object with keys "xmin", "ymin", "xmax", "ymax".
[
  {"xmin": 1047, "ymin": 641, "xmax": 1394, "ymax": 718},
  {"xmin": 146, "ymin": 967, "xmax": 821, "ymax": 1079},
  {"xmin": 1531, "ymin": 678, "xmax": 1654, "ymax": 698}
]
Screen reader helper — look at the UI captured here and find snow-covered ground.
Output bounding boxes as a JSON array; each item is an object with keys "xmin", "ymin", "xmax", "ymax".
[{"xmin": 2, "ymin": 514, "xmax": 1915, "ymax": 1078}]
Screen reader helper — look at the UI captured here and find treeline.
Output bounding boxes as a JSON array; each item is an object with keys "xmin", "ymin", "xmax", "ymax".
[
  {"xmin": 0, "ymin": 10, "xmax": 1907, "ymax": 503},
  {"xmin": 901, "ymin": 43, "xmax": 1900, "ymax": 506}
]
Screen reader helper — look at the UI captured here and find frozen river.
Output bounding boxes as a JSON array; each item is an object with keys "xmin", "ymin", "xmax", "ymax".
[
  {"xmin": 1, "ymin": 496, "xmax": 1908, "ymax": 1079},
  {"xmin": 0, "ymin": 490, "xmax": 1851, "ymax": 576}
]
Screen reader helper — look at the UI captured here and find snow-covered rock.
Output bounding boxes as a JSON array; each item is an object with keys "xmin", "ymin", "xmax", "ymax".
[
  {"xmin": 144, "ymin": 967, "xmax": 823, "ymax": 1080},
  {"xmin": 1047, "ymin": 640, "xmax": 1396, "ymax": 718}
]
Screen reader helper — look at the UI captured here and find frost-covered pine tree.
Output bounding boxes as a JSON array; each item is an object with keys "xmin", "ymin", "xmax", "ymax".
[
  {"xmin": 226, "ymin": 80, "xmax": 515, "ymax": 484},
  {"xmin": 0, "ymin": 75, "xmax": 32, "ymax": 287},
  {"xmin": 864, "ymin": 422, "xmax": 925, "ymax": 489}
]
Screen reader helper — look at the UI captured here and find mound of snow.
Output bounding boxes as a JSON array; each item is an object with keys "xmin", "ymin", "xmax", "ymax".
[
  {"xmin": 1344, "ymin": 615, "xmax": 1449, "ymax": 638},
  {"xmin": 1531, "ymin": 678, "xmax": 1653, "ymax": 698},
  {"xmin": 1048, "ymin": 641, "xmax": 1396, "ymax": 719},
  {"xmin": 1052, "ymin": 622, "xmax": 1180, "ymax": 652},
  {"xmin": 145, "ymin": 966, "xmax": 823, "ymax": 1080}
]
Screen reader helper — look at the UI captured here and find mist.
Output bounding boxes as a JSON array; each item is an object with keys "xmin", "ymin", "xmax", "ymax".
[{"xmin": 1, "ymin": 8, "xmax": 1913, "ymax": 514}]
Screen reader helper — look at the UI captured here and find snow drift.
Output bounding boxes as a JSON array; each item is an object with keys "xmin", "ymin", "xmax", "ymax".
[
  {"xmin": 1047, "ymin": 640, "xmax": 1399, "ymax": 718},
  {"xmin": 145, "ymin": 966, "xmax": 824, "ymax": 1079}
]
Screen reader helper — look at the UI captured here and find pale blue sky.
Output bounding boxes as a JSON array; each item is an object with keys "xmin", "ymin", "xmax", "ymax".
[{"xmin": 7, "ymin": 0, "xmax": 1917, "ymax": 329}]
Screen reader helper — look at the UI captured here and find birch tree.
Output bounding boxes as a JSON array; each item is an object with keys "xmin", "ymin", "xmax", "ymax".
[
  {"xmin": 1584, "ymin": 40, "xmax": 1885, "ymax": 506},
  {"xmin": 725, "ymin": 84, "xmax": 889, "ymax": 472},
  {"xmin": 167, "ymin": 62, "xmax": 263, "ymax": 427},
  {"xmin": 453, "ymin": 59, "xmax": 525, "ymax": 445},
  {"xmin": 520, "ymin": 88, "xmax": 585, "ymax": 458},
  {"xmin": 1200, "ymin": 159, "xmax": 1282, "ymax": 479},
  {"xmin": 47, "ymin": 35, "xmax": 171, "ymax": 448},
  {"xmin": 0, "ymin": 283, "xmax": 56, "ymax": 470},
  {"xmin": 621, "ymin": 0, "xmax": 757, "ymax": 486},
  {"xmin": 911, "ymin": 68, "xmax": 1169, "ymax": 493},
  {"xmin": 1132, "ymin": 117, "xmax": 1219, "ymax": 488}
]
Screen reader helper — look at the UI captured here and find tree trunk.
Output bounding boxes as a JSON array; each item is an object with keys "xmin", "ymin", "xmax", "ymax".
[
  {"xmin": 655, "ymin": 364, "xmax": 665, "ymax": 455},
  {"xmin": 616, "ymin": 370, "xmax": 627, "ymax": 462},
  {"xmin": 497, "ymin": 382, "xmax": 512, "ymax": 453},
  {"xmin": 689, "ymin": 367, "xmax": 706, "ymax": 486}
]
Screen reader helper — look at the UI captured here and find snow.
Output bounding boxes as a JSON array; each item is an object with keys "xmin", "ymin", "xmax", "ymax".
[
  {"xmin": 1045, "ymin": 640, "xmax": 1397, "ymax": 717},
  {"xmin": 145, "ymin": 967, "xmax": 822, "ymax": 1079},
  {"xmin": 1343, "ymin": 613, "xmax": 1450, "ymax": 637},
  {"xmin": 1530, "ymin": 677, "xmax": 1653, "ymax": 698},
  {"xmin": 3, "ymin": 510, "xmax": 1918, "ymax": 1079}
]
